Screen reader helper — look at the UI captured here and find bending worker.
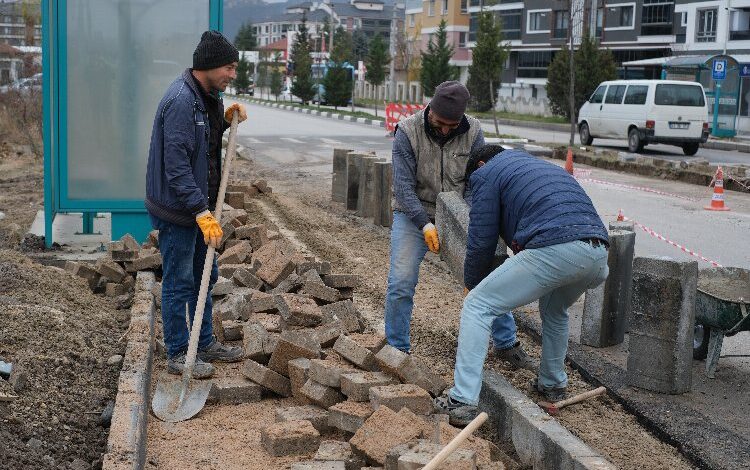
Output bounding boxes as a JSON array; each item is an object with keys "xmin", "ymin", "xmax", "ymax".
[
  {"xmin": 145, "ymin": 30, "xmax": 248, "ymax": 378},
  {"xmin": 385, "ymin": 81, "xmax": 534, "ymax": 371},
  {"xmin": 434, "ymin": 145, "xmax": 610, "ymax": 426}
]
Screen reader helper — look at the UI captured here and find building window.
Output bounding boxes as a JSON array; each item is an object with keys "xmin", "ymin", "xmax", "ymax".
[
  {"xmin": 442, "ymin": 0, "xmax": 448, "ymax": 14},
  {"xmin": 553, "ymin": 11, "xmax": 568, "ymax": 38},
  {"xmin": 606, "ymin": 4, "xmax": 635, "ymax": 29},
  {"xmin": 595, "ymin": 7, "xmax": 603, "ymax": 37},
  {"xmin": 497, "ymin": 10, "xmax": 522, "ymax": 40},
  {"xmin": 428, "ymin": 0, "xmax": 435, "ymax": 16},
  {"xmin": 409, "ymin": 14, "xmax": 415, "ymax": 27},
  {"xmin": 696, "ymin": 9, "xmax": 717, "ymax": 42},
  {"xmin": 680, "ymin": 11, "xmax": 687, "ymax": 27},
  {"xmin": 460, "ymin": 0, "xmax": 467, "ymax": 13},
  {"xmin": 3, "ymin": 16, "xmax": 11, "ymax": 23},
  {"xmin": 459, "ymin": 31, "xmax": 466, "ymax": 47},
  {"xmin": 620, "ymin": 6, "xmax": 633, "ymax": 27},
  {"xmin": 641, "ymin": 0, "xmax": 674, "ymax": 35},
  {"xmin": 527, "ymin": 10, "xmax": 549, "ymax": 33},
  {"xmin": 517, "ymin": 50, "xmax": 553, "ymax": 78}
]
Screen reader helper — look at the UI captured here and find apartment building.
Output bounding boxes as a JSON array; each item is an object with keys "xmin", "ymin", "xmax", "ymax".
[{"xmin": 0, "ymin": 1, "xmax": 41, "ymax": 47}]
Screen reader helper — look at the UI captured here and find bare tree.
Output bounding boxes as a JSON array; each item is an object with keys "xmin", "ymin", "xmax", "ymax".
[{"xmin": 565, "ymin": 0, "xmax": 589, "ymax": 146}]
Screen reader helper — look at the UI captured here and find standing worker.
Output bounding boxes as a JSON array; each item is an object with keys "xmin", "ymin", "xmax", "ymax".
[
  {"xmin": 385, "ymin": 81, "xmax": 534, "ymax": 371},
  {"xmin": 145, "ymin": 30, "xmax": 248, "ymax": 379},
  {"xmin": 434, "ymin": 145, "xmax": 610, "ymax": 426}
]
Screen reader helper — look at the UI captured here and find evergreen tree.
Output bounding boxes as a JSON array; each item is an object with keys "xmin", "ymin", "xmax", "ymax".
[
  {"xmin": 546, "ymin": 34, "xmax": 616, "ymax": 120},
  {"xmin": 420, "ymin": 20, "xmax": 458, "ymax": 97},
  {"xmin": 352, "ymin": 29, "xmax": 369, "ymax": 64},
  {"xmin": 466, "ymin": 11, "xmax": 507, "ymax": 113},
  {"xmin": 290, "ymin": 14, "xmax": 316, "ymax": 104},
  {"xmin": 270, "ymin": 53, "xmax": 284, "ymax": 100},
  {"xmin": 234, "ymin": 54, "xmax": 251, "ymax": 94},
  {"xmin": 322, "ymin": 26, "xmax": 355, "ymax": 108},
  {"xmin": 256, "ymin": 63, "xmax": 269, "ymax": 100},
  {"xmin": 365, "ymin": 34, "xmax": 390, "ymax": 92},
  {"xmin": 234, "ymin": 22, "xmax": 257, "ymax": 50}
]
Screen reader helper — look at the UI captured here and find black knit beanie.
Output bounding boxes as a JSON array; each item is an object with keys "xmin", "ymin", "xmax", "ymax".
[
  {"xmin": 193, "ymin": 30, "xmax": 239, "ymax": 71},
  {"xmin": 429, "ymin": 81, "xmax": 470, "ymax": 122}
]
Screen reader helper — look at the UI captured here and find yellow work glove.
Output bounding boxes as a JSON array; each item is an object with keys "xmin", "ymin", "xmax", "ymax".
[
  {"xmin": 196, "ymin": 210, "xmax": 223, "ymax": 248},
  {"xmin": 224, "ymin": 103, "xmax": 247, "ymax": 123},
  {"xmin": 422, "ymin": 222, "xmax": 440, "ymax": 254},
  {"xmin": 463, "ymin": 287, "xmax": 470, "ymax": 297}
]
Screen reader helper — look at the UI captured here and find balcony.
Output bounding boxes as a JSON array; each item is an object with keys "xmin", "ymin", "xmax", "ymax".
[
  {"xmin": 730, "ymin": 30, "xmax": 750, "ymax": 41},
  {"xmin": 552, "ymin": 28, "xmax": 568, "ymax": 39}
]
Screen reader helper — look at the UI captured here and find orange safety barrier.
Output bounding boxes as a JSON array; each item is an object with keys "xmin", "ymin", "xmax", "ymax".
[{"xmin": 384, "ymin": 102, "xmax": 426, "ymax": 133}]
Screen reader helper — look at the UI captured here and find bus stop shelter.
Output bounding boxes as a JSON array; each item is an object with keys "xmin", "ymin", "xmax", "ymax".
[{"xmin": 42, "ymin": 0, "xmax": 223, "ymax": 247}]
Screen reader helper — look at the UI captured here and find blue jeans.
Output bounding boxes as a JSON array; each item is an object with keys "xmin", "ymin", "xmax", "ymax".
[
  {"xmin": 150, "ymin": 215, "xmax": 218, "ymax": 358},
  {"xmin": 384, "ymin": 211, "xmax": 518, "ymax": 353},
  {"xmin": 449, "ymin": 240, "xmax": 609, "ymax": 405}
]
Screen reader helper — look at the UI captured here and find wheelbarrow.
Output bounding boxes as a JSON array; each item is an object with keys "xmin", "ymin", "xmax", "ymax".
[{"xmin": 693, "ymin": 267, "xmax": 750, "ymax": 378}]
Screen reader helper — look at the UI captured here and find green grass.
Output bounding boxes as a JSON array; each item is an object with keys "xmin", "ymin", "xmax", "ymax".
[
  {"xmin": 470, "ymin": 110, "xmax": 569, "ymax": 125},
  {"xmin": 483, "ymin": 133, "xmax": 523, "ymax": 139},
  {"xmin": 238, "ymin": 95, "xmax": 385, "ymax": 121}
]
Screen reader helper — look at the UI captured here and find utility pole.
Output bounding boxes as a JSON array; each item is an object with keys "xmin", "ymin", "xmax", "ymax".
[{"xmin": 388, "ymin": 4, "xmax": 398, "ymax": 103}]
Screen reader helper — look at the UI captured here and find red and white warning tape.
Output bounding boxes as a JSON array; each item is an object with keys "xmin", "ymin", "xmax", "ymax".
[
  {"xmin": 577, "ymin": 177, "xmax": 701, "ymax": 202},
  {"xmin": 617, "ymin": 212, "xmax": 723, "ymax": 267}
]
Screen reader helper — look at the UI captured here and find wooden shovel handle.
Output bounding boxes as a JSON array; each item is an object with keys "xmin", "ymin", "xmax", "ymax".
[
  {"xmin": 554, "ymin": 386, "xmax": 607, "ymax": 409},
  {"xmin": 422, "ymin": 412, "xmax": 488, "ymax": 470}
]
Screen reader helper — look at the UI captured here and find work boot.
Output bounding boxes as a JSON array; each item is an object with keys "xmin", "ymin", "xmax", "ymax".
[
  {"xmin": 198, "ymin": 337, "xmax": 243, "ymax": 363},
  {"xmin": 494, "ymin": 341, "xmax": 538, "ymax": 371},
  {"xmin": 433, "ymin": 393, "xmax": 480, "ymax": 427},
  {"xmin": 529, "ymin": 378, "xmax": 567, "ymax": 402},
  {"xmin": 167, "ymin": 353, "xmax": 215, "ymax": 379}
]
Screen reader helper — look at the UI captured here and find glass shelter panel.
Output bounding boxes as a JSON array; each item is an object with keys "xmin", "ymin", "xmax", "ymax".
[{"xmin": 65, "ymin": 0, "xmax": 210, "ymax": 201}]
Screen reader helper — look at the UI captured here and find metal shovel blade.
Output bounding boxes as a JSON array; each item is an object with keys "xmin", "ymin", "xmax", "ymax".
[{"xmin": 151, "ymin": 372, "xmax": 212, "ymax": 423}]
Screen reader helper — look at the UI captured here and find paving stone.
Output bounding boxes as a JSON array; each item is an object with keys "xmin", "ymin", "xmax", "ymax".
[
  {"xmin": 222, "ymin": 320, "xmax": 243, "ymax": 341},
  {"xmin": 219, "ymin": 219, "xmax": 236, "ymax": 248},
  {"xmin": 337, "ymin": 288, "xmax": 354, "ymax": 300},
  {"xmin": 315, "ymin": 320, "xmax": 345, "ymax": 348},
  {"xmin": 370, "ymin": 384, "xmax": 432, "ymax": 415},
  {"xmin": 207, "ymin": 377, "xmax": 262, "ymax": 405},
  {"xmin": 315, "ymin": 440, "xmax": 354, "ymax": 461},
  {"xmin": 272, "ymin": 272, "xmax": 304, "ymax": 294},
  {"xmin": 105, "ymin": 283, "xmax": 127, "ymax": 297},
  {"xmin": 214, "ymin": 294, "xmax": 245, "ymax": 321},
  {"xmin": 250, "ymin": 312, "xmax": 282, "ymax": 333},
  {"xmin": 385, "ymin": 440, "xmax": 476, "ymax": 470},
  {"xmin": 276, "ymin": 405, "xmax": 330, "ymax": 433},
  {"xmin": 292, "ymin": 462, "xmax": 346, "ymax": 470},
  {"xmin": 301, "ymin": 379, "xmax": 346, "ymax": 409},
  {"xmin": 67, "ymin": 261, "xmax": 101, "ymax": 291},
  {"xmin": 242, "ymin": 359, "xmax": 292, "ymax": 397},
  {"xmin": 261, "ymin": 419, "xmax": 320, "ymax": 457},
  {"xmin": 225, "ymin": 191, "xmax": 245, "ymax": 210},
  {"xmin": 218, "ymin": 240, "xmax": 252, "ymax": 265},
  {"xmin": 349, "ymin": 407, "xmax": 424, "ymax": 466},
  {"xmin": 253, "ymin": 179, "xmax": 272, "ymax": 193},
  {"xmin": 322, "ymin": 300, "xmax": 364, "ymax": 333},
  {"xmin": 108, "ymin": 244, "xmax": 139, "ymax": 262},
  {"xmin": 257, "ymin": 253, "xmax": 296, "ymax": 287},
  {"xmin": 96, "ymin": 258, "xmax": 128, "ymax": 283},
  {"xmin": 301, "ymin": 282, "xmax": 341, "ymax": 303},
  {"xmin": 430, "ymin": 421, "xmax": 504, "ymax": 467},
  {"xmin": 327, "ymin": 400, "xmax": 374, "ymax": 434},
  {"xmin": 224, "ymin": 239, "xmax": 244, "ymax": 250},
  {"xmin": 300, "ymin": 269, "xmax": 325, "ymax": 285},
  {"xmin": 309, "ymin": 359, "xmax": 358, "ymax": 388},
  {"xmin": 277, "ymin": 294, "xmax": 324, "ymax": 327},
  {"xmin": 130, "ymin": 251, "xmax": 163, "ymax": 271},
  {"xmin": 333, "ymin": 335, "xmax": 379, "ymax": 371},
  {"xmin": 252, "ymin": 291, "xmax": 279, "ymax": 313},
  {"xmin": 243, "ymin": 322, "xmax": 270, "ymax": 361},
  {"xmin": 268, "ymin": 330, "xmax": 322, "ymax": 376},
  {"xmin": 120, "ymin": 233, "xmax": 140, "ymax": 251},
  {"xmin": 238, "ymin": 224, "xmax": 269, "ymax": 250},
  {"xmin": 348, "ymin": 334, "xmax": 385, "ymax": 353},
  {"xmin": 232, "ymin": 266, "xmax": 263, "ymax": 289},
  {"xmin": 211, "ymin": 277, "xmax": 235, "ymax": 297},
  {"xmin": 340, "ymin": 372, "xmax": 398, "ymax": 402},
  {"xmin": 219, "ymin": 263, "xmax": 245, "ymax": 279},
  {"xmin": 289, "ymin": 357, "xmax": 312, "ymax": 401},
  {"xmin": 375, "ymin": 345, "xmax": 447, "ymax": 396},
  {"xmin": 323, "ymin": 274, "xmax": 362, "ymax": 289}
]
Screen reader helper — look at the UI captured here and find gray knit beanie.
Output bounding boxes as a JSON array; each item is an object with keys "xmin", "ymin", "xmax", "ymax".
[
  {"xmin": 429, "ymin": 81, "xmax": 470, "ymax": 121},
  {"xmin": 193, "ymin": 30, "xmax": 239, "ymax": 71}
]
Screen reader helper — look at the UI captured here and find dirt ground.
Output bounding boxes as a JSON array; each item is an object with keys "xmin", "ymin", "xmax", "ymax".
[
  {"xmin": 145, "ymin": 153, "xmax": 697, "ymax": 469},
  {"xmin": 0, "ymin": 145, "xmax": 127, "ymax": 469}
]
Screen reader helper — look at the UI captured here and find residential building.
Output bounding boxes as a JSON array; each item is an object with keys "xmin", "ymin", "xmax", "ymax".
[{"xmin": 0, "ymin": 1, "xmax": 41, "ymax": 47}]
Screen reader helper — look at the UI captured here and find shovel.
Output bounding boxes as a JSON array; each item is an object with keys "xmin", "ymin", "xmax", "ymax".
[{"xmin": 152, "ymin": 110, "xmax": 240, "ymax": 423}]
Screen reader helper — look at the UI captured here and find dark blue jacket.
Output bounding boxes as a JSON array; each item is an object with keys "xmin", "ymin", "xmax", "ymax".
[
  {"xmin": 145, "ymin": 69, "xmax": 213, "ymax": 227},
  {"xmin": 464, "ymin": 149, "xmax": 608, "ymax": 289}
]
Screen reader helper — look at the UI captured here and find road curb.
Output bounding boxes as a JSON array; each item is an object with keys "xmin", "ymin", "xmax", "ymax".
[
  {"xmin": 479, "ymin": 371, "xmax": 616, "ymax": 470},
  {"xmin": 232, "ymin": 96, "xmax": 386, "ymax": 129},
  {"xmin": 102, "ymin": 272, "xmax": 156, "ymax": 470},
  {"xmin": 511, "ymin": 310, "xmax": 750, "ymax": 470}
]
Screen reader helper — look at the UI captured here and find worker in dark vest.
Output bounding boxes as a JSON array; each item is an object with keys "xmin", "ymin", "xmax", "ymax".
[{"xmin": 434, "ymin": 145, "xmax": 609, "ymax": 426}]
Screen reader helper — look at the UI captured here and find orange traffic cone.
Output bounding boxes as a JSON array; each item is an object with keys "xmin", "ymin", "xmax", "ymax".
[
  {"xmin": 705, "ymin": 167, "xmax": 730, "ymax": 211},
  {"xmin": 616, "ymin": 209, "xmax": 624, "ymax": 221},
  {"xmin": 565, "ymin": 148, "xmax": 574, "ymax": 175}
]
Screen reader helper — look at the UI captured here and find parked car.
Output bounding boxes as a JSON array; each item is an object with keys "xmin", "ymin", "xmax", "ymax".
[
  {"xmin": 578, "ymin": 79, "xmax": 709, "ymax": 156},
  {"xmin": 235, "ymin": 79, "xmax": 254, "ymax": 96},
  {"xmin": 0, "ymin": 73, "xmax": 42, "ymax": 94}
]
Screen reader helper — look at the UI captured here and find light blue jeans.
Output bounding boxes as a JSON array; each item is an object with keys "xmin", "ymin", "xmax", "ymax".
[
  {"xmin": 449, "ymin": 240, "xmax": 609, "ymax": 405},
  {"xmin": 384, "ymin": 211, "xmax": 518, "ymax": 353}
]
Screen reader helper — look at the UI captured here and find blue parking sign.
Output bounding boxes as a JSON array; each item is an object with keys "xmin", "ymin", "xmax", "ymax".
[
  {"xmin": 713, "ymin": 59, "xmax": 727, "ymax": 80},
  {"xmin": 741, "ymin": 64, "xmax": 750, "ymax": 77}
]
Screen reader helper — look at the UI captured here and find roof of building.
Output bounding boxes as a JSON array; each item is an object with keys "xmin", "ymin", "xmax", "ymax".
[
  {"xmin": 256, "ymin": 9, "xmax": 331, "ymax": 24},
  {"xmin": 330, "ymin": 2, "xmax": 400, "ymax": 20},
  {"xmin": 260, "ymin": 37, "xmax": 288, "ymax": 50}
]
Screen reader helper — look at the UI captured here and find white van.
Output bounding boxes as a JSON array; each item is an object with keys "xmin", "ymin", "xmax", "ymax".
[{"xmin": 577, "ymin": 80, "xmax": 709, "ymax": 156}]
